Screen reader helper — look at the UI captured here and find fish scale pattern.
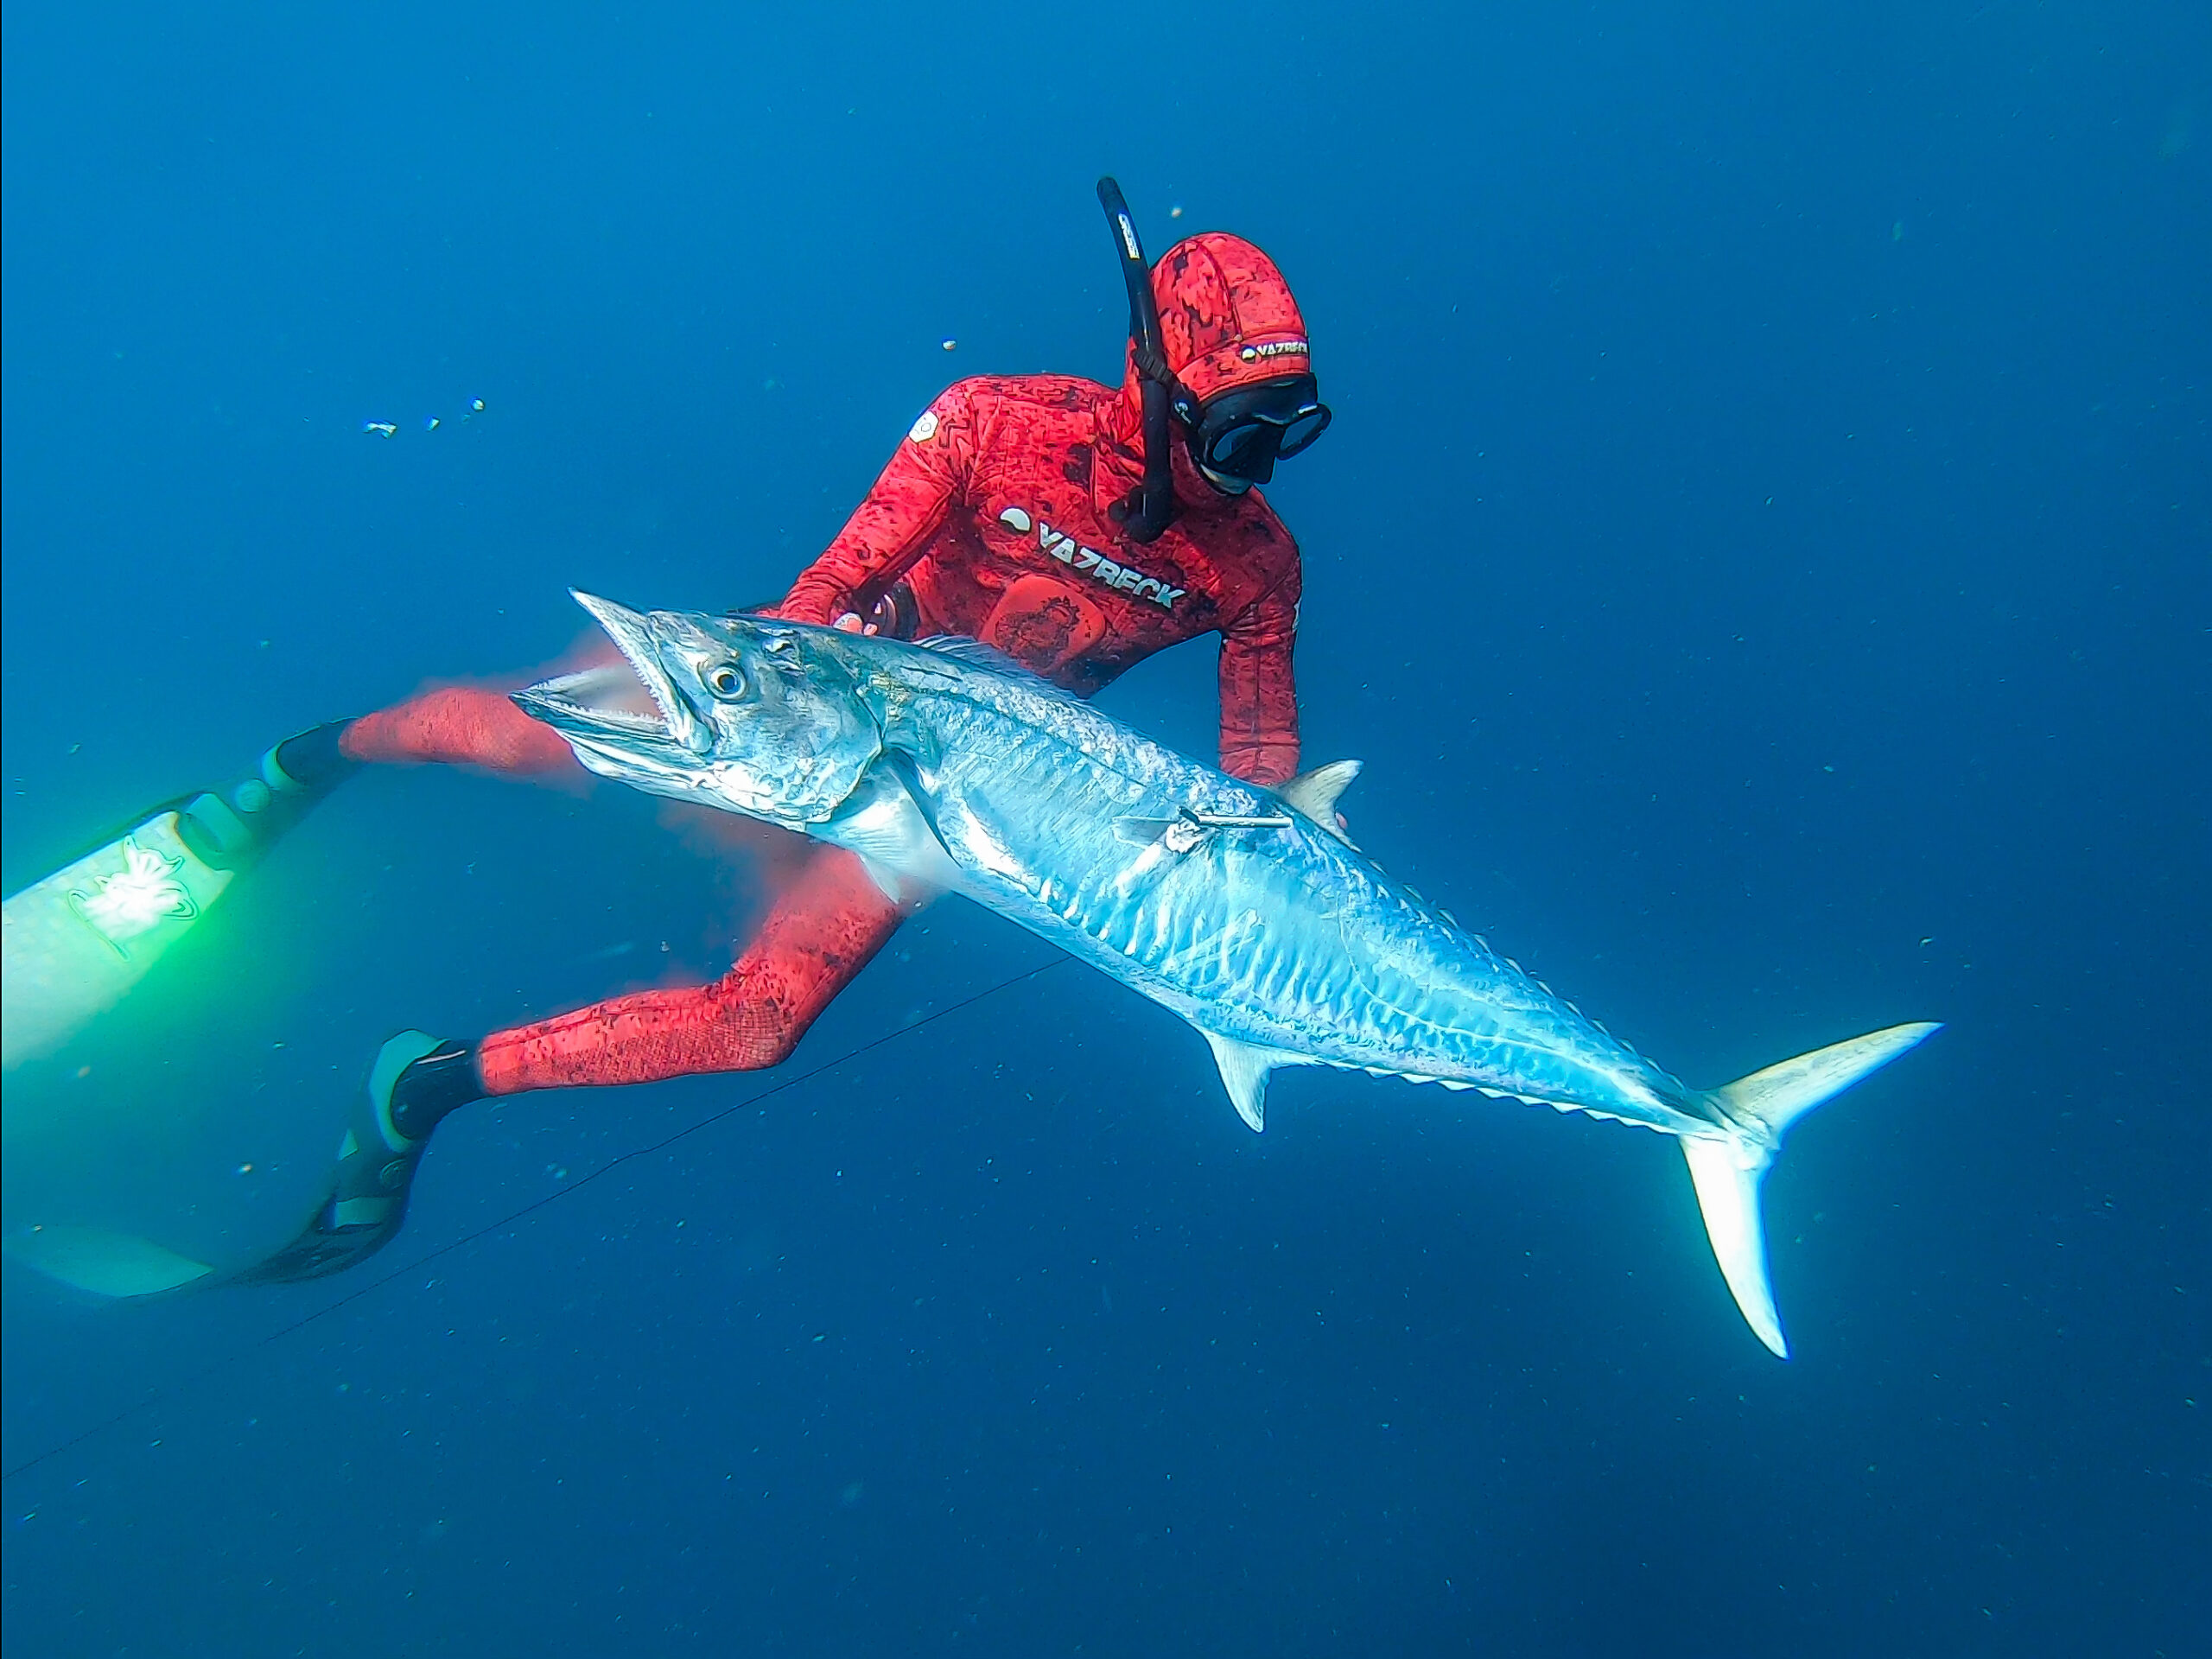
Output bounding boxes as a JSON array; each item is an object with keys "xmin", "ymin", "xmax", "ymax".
[{"xmin": 865, "ymin": 644, "xmax": 1705, "ymax": 1135}]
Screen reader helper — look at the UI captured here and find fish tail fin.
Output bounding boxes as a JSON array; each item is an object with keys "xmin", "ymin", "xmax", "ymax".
[{"xmin": 1681, "ymin": 1021, "xmax": 1942, "ymax": 1357}]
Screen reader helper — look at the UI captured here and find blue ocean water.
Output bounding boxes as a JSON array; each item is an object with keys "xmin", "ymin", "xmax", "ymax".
[{"xmin": 3, "ymin": 1, "xmax": 2204, "ymax": 1652}]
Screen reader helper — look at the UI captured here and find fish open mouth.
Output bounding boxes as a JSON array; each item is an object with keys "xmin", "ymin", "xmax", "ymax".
[
  {"xmin": 510, "ymin": 591, "xmax": 707, "ymax": 756},
  {"xmin": 518, "ymin": 663, "xmax": 665, "ymax": 729}
]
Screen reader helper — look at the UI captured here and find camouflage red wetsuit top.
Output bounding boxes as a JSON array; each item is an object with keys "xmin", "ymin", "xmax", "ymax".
[
  {"xmin": 342, "ymin": 232, "xmax": 1312, "ymax": 1096},
  {"xmin": 780, "ymin": 370, "xmax": 1301, "ymax": 772}
]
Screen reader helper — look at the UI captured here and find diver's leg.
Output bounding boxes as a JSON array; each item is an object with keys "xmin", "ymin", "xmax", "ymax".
[
  {"xmin": 474, "ymin": 845, "xmax": 916, "ymax": 1090},
  {"xmin": 334, "ymin": 632, "xmax": 633, "ymax": 776},
  {"xmin": 339, "ymin": 684, "xmax": 577, "ymax": 775},
  {"xmin": 236, "ymin": 849, "xmax": 912, "ymax": 1282}
]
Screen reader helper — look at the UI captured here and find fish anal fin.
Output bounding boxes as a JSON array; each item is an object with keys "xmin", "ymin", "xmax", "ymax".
[
  {"xmin": 1204, "ymin": 1031, "xmax": 1272, "ymax": 1131},
  {"xmin": 1199, "ymin": 1031, "xmax": 1314, "ymax": 1133}
]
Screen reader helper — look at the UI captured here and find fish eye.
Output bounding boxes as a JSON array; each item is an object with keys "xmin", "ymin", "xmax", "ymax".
[{"xmin": 704, "ymin": 664, "xmax": 747, "ymax": 701}]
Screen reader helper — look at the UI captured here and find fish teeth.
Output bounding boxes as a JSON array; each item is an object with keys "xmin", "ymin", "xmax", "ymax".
[{"xmin": 599, "ymin": 625, "xmax": 680, "ymax": 734}]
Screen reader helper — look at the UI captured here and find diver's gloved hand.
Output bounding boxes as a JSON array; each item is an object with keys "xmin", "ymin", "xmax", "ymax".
[
  {"xmin": 234, "ymin": 1031, "xmax": 481, "ymax": 1285},
  {"xmin": 172, "ymin": 718, "xmax": 361, "ymax": 873}
]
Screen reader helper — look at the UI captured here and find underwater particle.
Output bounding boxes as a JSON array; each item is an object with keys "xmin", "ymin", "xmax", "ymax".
[
  {"xmin": 941, "ymin": 338, "xmax": 957, "ymax": 351},
  {"xmin": 472, "ymin": 398, "xmax": 486, "ymax": 412},
  {"xmin": 363, "ymin": 421, "xmax": 398, "ymax": 438},
  {"xmin": 235, "ymin": 1163, "xmax": 254, "ymax": 1175},
  {"xmin": 1891, "ymin": 220, "xmax": 1905, "ymax": 242},
  {"xmin": 425, "ymin": 416, "xmax": 441, "ymax": 431},
  {"xmin": 1170, "ymin": 205, "xmax": 1185, "ymax": 218}
]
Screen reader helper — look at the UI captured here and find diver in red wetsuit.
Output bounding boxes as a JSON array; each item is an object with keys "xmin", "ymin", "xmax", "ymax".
[{"xmin": 240, "ymin": 182, "xmax": 1335, "ymax": 1282}]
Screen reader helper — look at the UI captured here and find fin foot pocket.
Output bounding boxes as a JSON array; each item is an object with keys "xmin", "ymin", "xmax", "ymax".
[
  {"xmin": 235, "ymin": 1031, "xmax": 467, "ymax": 1285},
  {"xmin": 175, "ymin": 719, "xmax": 360, "ymax": 871}
]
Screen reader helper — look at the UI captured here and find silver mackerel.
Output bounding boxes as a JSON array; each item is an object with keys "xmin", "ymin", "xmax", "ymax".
[{"xmin": 518, "ymin": 594, "xmax": 1939, "ymax": 1357}]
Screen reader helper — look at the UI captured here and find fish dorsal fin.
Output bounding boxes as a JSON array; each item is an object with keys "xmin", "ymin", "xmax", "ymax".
[
  {"xmin": 913, "ymin": 634, "xmax": 1030, "ymax": 674},
  {"xmin": 912, "ymin": 635, "xmax": 1071, "ymax": 690},
  {"xmin": 1280, "ymin": 759, "xmax": 1362, "ymax": 846}
]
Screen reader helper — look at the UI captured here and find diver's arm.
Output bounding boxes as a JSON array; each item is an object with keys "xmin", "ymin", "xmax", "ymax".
[
  {"xmin": 1217, "ymin": 550, "xmax": 1303, "ymax": 788},
  {"xmin": 776, "ymin": 382, "xmax": 982, "ymax": 626}
]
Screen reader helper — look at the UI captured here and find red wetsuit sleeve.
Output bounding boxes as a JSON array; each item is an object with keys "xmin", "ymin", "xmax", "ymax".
[
  {"xmin": 1217, "ymin": 550, "xmax": 1303, "ymax": 786},
  {"xmin": 777, "ymin": 384, "xmax": 982, "ymax": 625}
]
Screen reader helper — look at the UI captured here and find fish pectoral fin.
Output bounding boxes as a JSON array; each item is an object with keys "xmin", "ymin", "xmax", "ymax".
[
  {"xmin": 1198, "ymin": 1031, "xmax": 1313, "ymax": 1134},
  {"xmin": 1113, "ymin": 814, "xmax": 1213, "ymax": 856},
  {"xmin": 1115, "ymin": 810, "xmax": 1285, "ymax": 853},
  {"xmin": 1113, "ymin": 817, "xmax": 1179, "ymax": 846},
  {"xmin": 1279, "ymin": 760, "xmax": 1362, "ymax": 846}
]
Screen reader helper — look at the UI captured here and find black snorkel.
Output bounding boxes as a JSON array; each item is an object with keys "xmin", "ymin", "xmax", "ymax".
[{"xmin": 1097, "ymin": 176, "xmax": 1184, "ymax": 544}]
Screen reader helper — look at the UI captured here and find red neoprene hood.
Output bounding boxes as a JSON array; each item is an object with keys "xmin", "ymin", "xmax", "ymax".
[{"xmin": 1149, "ymin": 232, "xmax": 1313, "ymax": 404}]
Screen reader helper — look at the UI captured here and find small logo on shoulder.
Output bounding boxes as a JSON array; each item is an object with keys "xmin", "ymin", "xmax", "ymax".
[
  {"xmin": 1237, "ymin": 340, "xmax": 1309, "ymax": 363},
  {"xmin": 908, "ymin": 410, "xmax": 940, "ymax": 443}
]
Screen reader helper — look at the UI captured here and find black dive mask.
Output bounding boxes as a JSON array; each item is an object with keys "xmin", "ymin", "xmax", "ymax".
[{"xmin": 1186, "ymin": 375, "xmax": 1332, "ymax": 493}]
